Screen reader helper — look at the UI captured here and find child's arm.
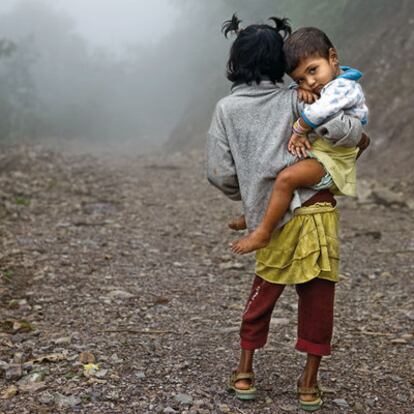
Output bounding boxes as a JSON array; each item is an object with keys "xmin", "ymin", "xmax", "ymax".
[
  {"xmin": 296, "ymin": 88, "xmax": 319, "ymax": 104},
  {"xmin": 288, "ymin": 118, "xmax": 312, "ymax": 158},
  {"xmin": 301, "ymin": 79, "xmax": 363, "ymax": 129}
]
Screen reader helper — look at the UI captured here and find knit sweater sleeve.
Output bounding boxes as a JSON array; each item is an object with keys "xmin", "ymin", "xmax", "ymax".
[{"xmin": 206, "ymin": 102, "xmax": 241, "ymax": 201}]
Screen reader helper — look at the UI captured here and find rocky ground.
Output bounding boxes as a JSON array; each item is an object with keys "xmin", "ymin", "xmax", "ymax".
[{"xmin": 0, "ymin": 145, "xmax": 413, "ymax": 414}]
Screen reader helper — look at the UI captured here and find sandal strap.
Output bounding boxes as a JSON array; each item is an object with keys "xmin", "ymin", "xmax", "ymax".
[
  {"xmin": 297, "ymin": 385, "xmax": 321, "ymax": 396},
  {"xmin": 231, "ymin": 371, "xmax": 255, "ymax": 381}
]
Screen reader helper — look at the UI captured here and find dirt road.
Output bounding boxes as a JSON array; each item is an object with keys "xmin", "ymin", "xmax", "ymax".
[{"xmin": 0, "ymin": 146, "xmax": 413, "ymax": 413}]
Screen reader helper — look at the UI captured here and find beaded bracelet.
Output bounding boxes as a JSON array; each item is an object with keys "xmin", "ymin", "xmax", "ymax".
[{"xmin": 292, "ymin": 119, "xmax": 309, "ymax": 136}]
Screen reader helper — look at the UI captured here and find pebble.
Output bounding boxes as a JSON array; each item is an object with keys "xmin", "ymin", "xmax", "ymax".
[
  {"xmin": 95, "ymin": 369, "xmax": 108, "ymax": 378},
  {"xmin": 333, "ymin": 398, "xmax": 349, "ymax": 408},
  {"xmin": 110, "ymin": 353, "xmax": 124, "ymax": 363},
  {"xmin": 135, "ymin": 371, "xmax": 146, "ymax": 379},
  {"xmin": 18, "ymin": 372, "xmax": 45, "ymax": 385},
  {"xmin": 107, "ymin": 290, "xmax": 135, "ymax": 299},
  {"xmin": 55, "ymin": 393, "xmax": 82, "ymax": 408},
  {"xmin": 19, "ymin": 382, "xmax": 47, "ymax": 393},
  {"xmin": 0, "ymin": 360, "xmax": 9, "ymax": 370},
  {"xmin": 163, "ymin": 408, "xmax": 178, "ymax": 414},
  {"xmin": 353, "ymin": 402, "xmax": 364, "ymax": 412},
  {"xmin": 218, "ymin": 262, "xmax": 245, "ymax": 270},
  {"xmin": 218, "ymin": 404, "xmax": 231, "ymax": 413},
  {"xmin": 38, "ymin": 391, "xmax": 54, "ymax": 405},
  {"xmin": 79, "ymin": 352, "xmax": 96, "ymax": 364},
  {"xmin": 175, "ymin": 393, "xmax": 193, "ymax": 405},
  {"xmin": 279, "ymin": 404, "xmax": 297, "ymax": 412},
  {"xmin": 5, "ymin": 364, "xmax": 23, "ymax": 381},
  {"xmin": 13, "ymin": 352, "xmax": 24, "ymax": 364},
  {"xmin": 270, "ymin": 317, "xmax": 290, "ymax": 326},
  {"xmin": 54, "ymin": 336, "xmax": 72, "ymax": 345}
]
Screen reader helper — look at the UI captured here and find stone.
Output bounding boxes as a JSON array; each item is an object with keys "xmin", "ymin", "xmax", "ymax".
[
  {"xmin": 19, "ymin": 382, "xmax": 47, "ymax": 393},
  {"xmin": 107, "ymin": 290, "xmax": 135, "ymax": 299},
  {"xmin": 95, "ymin": 369, "xmax": 108, "ymax": 378},
  {"xmin": 54, "ymin": 336, "xmax": 72, "ymax": 345},
  {"xmin": 356, "ymin": 180, "xmax": 375, "ymax": 204},
  {"xmin": 38, "ymin": 391, "xmax": 54, "ymax": 405},
  {"xmin": 5, "ymin": 364, "xmax": 23, "ymax": 381},
  {"xmin": 270, "ymin": 317, "xmax": 290, "ymax": 326},
  {"xmin": 218, "ymin": 404, "xmax": 231, "ymax": 413},
  {"xmin": 18, "ymin": 372, "xmax": 45, "ymax": 385},
  {"xmin": 79, "ymin": 352, "xmax": 96, "ymax": 364},
  {"xmin": 13, "ymin": 353, "xmax": 24, "ymax": 364},
  {"xmin": 0, "ymin": 360, "xmax": 9, "ymax": 371},
  {"xmin": 163, "ymin": 408, "xmax": 178, "ymax": 414},
  {"xmin": 218, "ymin": 262, "xmax": 245, "ymax": 270},
  {"xmin": 175, "ymin": 393, "xmax": 193, "ymax": 405},
  {"xmin": 55, "ymin": 393, "xmax": 82, "ymax": 408},
  {"xmin": 372, "ymin": 187, "xmax": 405, "ymax": 207},
  {"xmin": 135, "ymin": 371, "xmax": 146, "ymax": 379},
  {"xmin": 279, "ymin": 404, "xmax": 297, "ymax": 412},
  {"xmin": 333, "ymin": 398, "xmax": 349, "ymax": 408}
]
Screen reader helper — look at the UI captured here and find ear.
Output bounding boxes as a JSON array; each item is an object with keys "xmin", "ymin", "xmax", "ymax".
[{"xmin": 329, "ymin": 48, "xmax": 339, "ymax": 65}]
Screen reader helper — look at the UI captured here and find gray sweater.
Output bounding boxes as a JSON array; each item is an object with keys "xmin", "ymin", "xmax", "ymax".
[{"xmin": 207, "ymin": 81, "xmax": 362, "ymax": 231}]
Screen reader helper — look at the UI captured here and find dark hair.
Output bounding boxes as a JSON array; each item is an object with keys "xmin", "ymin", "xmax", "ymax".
[
  {"xmin": 283, "ymin": 27, "xmax": 334, "ymax": 74},
  {"xmin": 222, "ymin": 14, "xmax": 291, "ymax": 85}
]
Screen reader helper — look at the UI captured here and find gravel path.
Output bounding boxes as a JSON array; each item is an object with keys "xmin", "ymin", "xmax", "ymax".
[{"xmin": 0, "ymin": 146, "xmax": 413, "ymax": 413}]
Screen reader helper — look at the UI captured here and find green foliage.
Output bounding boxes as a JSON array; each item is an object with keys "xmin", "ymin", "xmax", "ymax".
[
  {"xmin": 14, "ymin": 196, "xmax": 30, "ymax": 206},
  {"xmin": 1, "ymin": 269, "xmax": 13, "ymax": 281}
]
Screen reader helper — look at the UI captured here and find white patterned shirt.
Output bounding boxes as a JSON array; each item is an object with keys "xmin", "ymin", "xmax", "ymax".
[{"xmin": 301, "ymin": 66, "xmax": 369, "ymax": 128}]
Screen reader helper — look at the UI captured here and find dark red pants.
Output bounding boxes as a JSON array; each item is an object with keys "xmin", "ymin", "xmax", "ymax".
[{"xmin": 240, "ymin": 275, "xmax": 335, "ymax": 356}]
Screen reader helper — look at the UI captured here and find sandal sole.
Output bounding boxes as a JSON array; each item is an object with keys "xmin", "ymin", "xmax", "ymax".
[
  {"xmin": 299, "ymin": 399, "xmax": 323, "ymax": 412},
  {"xmin": 228, "ymin": 387, "xmax": 257, "ymax": 401}
]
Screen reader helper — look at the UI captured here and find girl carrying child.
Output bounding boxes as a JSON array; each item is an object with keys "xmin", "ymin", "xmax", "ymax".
[
  {"xmin": 207, "ymin": 14, "xmax": 369, "ymax": 411},
  {"xmin": 230, "ymin": 26, "xmax": 369, "ymax": 254}
]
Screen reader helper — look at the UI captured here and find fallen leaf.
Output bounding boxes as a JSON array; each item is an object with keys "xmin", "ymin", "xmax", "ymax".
[{"xmin": 1, "ymin": 385, "xmax": 18, "ymax": 399}]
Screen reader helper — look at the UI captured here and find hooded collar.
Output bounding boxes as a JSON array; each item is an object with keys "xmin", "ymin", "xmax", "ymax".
[{"xmin": 338, "ymin": 66, "xmax": 363, "ymax": 81}]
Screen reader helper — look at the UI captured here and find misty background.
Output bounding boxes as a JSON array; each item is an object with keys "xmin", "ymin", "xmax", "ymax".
[{"xmin": 0, "ymin": 0, "xmax": 412, "ymax": 176}]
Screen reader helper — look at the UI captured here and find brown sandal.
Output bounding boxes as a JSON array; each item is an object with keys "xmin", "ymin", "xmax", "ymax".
[{"xmin": 228, "ymin": 370, "xmax": 257, "ymax": 400}]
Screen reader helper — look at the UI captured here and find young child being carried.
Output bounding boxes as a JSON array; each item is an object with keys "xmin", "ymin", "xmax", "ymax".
[{"xmin": 230, "ymin": 27, "xmax": 369, "ymax": 254}]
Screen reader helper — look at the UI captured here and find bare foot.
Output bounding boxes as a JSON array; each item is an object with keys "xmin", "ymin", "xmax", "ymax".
[
  {"xmin": 228, "ymin": 215, "xmax": 246, "ymax": 231},
  {"xmin": 230, "ymin": 228, "xmax": 271, "ymax": 254},
  {"xmin": 234, "ymin": 378, "xmax": 252, "ymax": 390}
]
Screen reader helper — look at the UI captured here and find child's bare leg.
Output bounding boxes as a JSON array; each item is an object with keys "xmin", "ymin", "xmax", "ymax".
[
  {"xmin": 234, "ymin": 349, "xmax": 255, "ymax": 389},
  {"xmin": 231, "ymin": 159, "xmax": 325, "ymax": 254},
  {"xmin": 228, "ymin": 215, "xmax": 247, "ymax": 230}
]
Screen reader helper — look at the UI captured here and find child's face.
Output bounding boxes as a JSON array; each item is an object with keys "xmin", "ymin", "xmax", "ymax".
[{"xmin": 289, "ymin": 48, "xmax": 339, "ymax": 95}]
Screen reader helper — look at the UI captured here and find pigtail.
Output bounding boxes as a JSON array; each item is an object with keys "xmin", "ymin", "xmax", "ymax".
[
  {"xmin": 222, "ymin": 13, "xmax": 242, "ymax": 38},
  {"xmin": 268, "ymin": 17, "xmax": 291, "ymax": 39}
]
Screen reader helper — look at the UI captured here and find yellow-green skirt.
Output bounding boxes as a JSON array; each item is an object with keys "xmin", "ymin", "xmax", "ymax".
[{"xmin": 255, "ymin": 203, "xmax": 339, "ymax": 285}]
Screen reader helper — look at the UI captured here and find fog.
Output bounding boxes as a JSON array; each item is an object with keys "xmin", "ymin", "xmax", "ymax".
[
  {"xmin": 0, "ymin": 0, "xmax": 188, "ymax": 151},
  {"xmin": 0, "ymin": 0, "xmax": 411, "ymax": 155},
  {"xmin": 0, "ymin": 0, "xmax": 178, "ymax": 49}
]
